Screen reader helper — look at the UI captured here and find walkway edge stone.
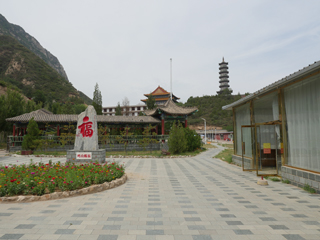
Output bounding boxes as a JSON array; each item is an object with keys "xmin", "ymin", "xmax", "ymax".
[{"xmin": 0, "ymin": 173, "xmax": 127, "ymax": 203}]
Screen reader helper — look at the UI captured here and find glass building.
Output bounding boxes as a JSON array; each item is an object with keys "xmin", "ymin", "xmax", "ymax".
[{"xmin": 223, "ymin": 61, "xmax": 320, "ymax": 193}]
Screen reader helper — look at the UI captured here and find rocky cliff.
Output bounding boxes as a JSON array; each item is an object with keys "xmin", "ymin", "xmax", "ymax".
[{"xmin": 0, "ymin": 14, "xmax": 69, "ymax": 81}]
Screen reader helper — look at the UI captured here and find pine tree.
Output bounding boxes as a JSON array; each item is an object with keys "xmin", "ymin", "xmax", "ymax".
[
  {"xmin": 146, "ymin": 93, "xmax": 156, "ymax": 110},
  {"xmin": 168, "ymin": 121, "xmax": 187, "ymax": 154},
  {"xmin": 115, "ymin": 102, "xmax": 122, "ymax": 116},
  {"xmin": 92, "ymin": 83, "xmax": 102, "ymax": 115},
  {"xmin": 22, "ymin": 117, "xmax": 40, "ymax": 151}
]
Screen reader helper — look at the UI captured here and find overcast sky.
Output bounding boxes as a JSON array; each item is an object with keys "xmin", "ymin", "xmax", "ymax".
[{"xmin": 1, "ymin": 0, "xmax": 320, "ymax": 106}]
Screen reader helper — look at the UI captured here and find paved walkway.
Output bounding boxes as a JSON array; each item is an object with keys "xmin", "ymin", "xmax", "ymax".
[{"xmin": 0, "ymin": 145, "xmax": 320, "ymax": 240}]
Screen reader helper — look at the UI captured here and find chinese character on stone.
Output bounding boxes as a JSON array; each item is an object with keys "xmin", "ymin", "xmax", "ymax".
[{"xmin": 78, "ymin": 116, "xmax": 93, "ymax": 138}]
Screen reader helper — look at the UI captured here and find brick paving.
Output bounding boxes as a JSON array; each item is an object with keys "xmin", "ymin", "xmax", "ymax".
[{"xmin": 0, "ymin": 145, "xmax": 320, "ymax": 240}]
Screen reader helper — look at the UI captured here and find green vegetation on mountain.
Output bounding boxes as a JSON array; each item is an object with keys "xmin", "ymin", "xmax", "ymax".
[
  {"xmin": 0, "ymin": 35, "xmax": 81, "ymax": 103},
  {"xmin": 0, "ymin": 14, "xmax": 69, "ymax": 81},
  {"xmin": 78, "ymin": 91, "xmax": 92, "ymax": 105},
  {"xmin": 184, "ymin": 90, "xmax": 242, "ymax": 130}
]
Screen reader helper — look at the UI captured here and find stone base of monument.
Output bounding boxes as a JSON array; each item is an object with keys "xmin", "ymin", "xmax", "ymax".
[{"xmin": 67, "ymin": 149, "xmax": 106, "ymax": 164}]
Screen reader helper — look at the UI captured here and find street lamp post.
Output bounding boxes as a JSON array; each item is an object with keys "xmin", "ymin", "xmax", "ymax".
[
  {"xmin": 201, "ymin": 118, "xmax": 206, "ymax": 144},
  {"xmin": 215, "ymin": 127, "xmax": 217, "ymax": 143}
]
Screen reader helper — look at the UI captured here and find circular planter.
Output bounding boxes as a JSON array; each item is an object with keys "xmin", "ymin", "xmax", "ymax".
[{"xmin": 0, "ymin": 173, "xmax": 127, "ymax": 203}]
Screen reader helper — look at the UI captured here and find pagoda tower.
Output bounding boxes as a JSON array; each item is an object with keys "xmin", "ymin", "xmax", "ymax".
[{"xmin": 217, "ymin": 57, "xmax": 232, "ymax": 94}]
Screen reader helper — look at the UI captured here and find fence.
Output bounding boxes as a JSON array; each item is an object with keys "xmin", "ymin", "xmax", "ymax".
[{"xmin": 7, "ymin": 135, "xmax": 169, "ymax": 152}]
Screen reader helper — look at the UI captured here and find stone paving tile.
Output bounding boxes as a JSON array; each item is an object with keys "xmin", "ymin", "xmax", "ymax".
[{"xmin": 0, "ymin": 146, "xmax": 320, "ymax": 239}]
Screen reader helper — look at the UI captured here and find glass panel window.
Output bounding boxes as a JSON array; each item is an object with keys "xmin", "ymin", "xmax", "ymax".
[
  {"xmin": 253, "ymin": 91, "xmax": 279, "ymax": 123},
  {"xmin": 235, "ymin": 103, "xmax": 251, "ymax": 156},
  {"xmin": 284, "ymin": 74, "xmax": 320, "ymax": 172}
]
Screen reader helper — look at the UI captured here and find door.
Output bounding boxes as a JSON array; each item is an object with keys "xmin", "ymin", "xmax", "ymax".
[
  {"xmin": 255, "ymin": 124, "xmax": 280, "ymax": 176},
  {"xmin": 241, "ymin": 126, "xmax": 256, "ymax": 171}
]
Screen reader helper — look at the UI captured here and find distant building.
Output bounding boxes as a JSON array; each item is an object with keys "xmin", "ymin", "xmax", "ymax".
[
  {"xmin": 141, "ymin": 86, "xmax": 179, "ymax": 105},
  {"xmin": 217, "ymin": 58, "xmax": 232, "ymax": 94},
  {"xmin": 102, "ymin": 104, "xmax": 145, "ymax": 116}
]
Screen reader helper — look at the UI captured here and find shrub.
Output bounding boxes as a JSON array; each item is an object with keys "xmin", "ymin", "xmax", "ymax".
[
  {"xmin": 21, "ymin": 117, "xmax": 41, "ymax": 151},
  {"xmin": 168, "ymin": 121, "xmax": 187, "ymax": 154},
  {"xmin": 184, "ymin": 127, "xmax": 202, "ymax": 152}
]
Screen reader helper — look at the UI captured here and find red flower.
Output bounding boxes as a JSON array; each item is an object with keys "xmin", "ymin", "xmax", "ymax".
[{"xmin": 48, "ymin": 176, "xmax": 51, "ymax": 178}]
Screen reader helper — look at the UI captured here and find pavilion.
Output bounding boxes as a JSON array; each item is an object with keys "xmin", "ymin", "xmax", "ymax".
[{"xmin": 143, "ymin": 98, "xmax": 198, "ymax": 135}]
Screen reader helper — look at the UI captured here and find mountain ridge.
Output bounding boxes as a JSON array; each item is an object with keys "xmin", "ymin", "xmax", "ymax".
[{"xmin": 0, "ymin": 14, "xmax": 69, "ymax": 81}]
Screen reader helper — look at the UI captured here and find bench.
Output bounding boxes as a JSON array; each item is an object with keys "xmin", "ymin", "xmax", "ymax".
[{"xmin": 161, "ymin": 149, "xmax": 171, "ymax": 155}]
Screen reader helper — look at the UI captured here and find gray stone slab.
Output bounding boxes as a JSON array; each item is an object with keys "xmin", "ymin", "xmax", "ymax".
[
  {"xmin": 233, "ymin": 230, "xmax": 253, "ymax": 235},
  {"xmin": 97, "ymin": 235, "xmax": 118, "ymax": 240},
  {"xmin": 0, "ymin": 234, "xmax": 24, "ymax": 239},
  {"xmin": 282, "ymin": 234, "xmax": 306, "ymax": 240},
  {"xmin": 54, "ymin": 229, "xmax": 75, "ymax": 234},
  {"xmin": 146, "ymin": 230, "xmax": 164, "ymax": 235}
]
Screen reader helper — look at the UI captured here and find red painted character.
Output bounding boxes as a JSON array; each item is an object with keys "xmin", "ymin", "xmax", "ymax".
[{"xmin": 78, "ymin": 116, "xmax": 93, "ymax": 137}]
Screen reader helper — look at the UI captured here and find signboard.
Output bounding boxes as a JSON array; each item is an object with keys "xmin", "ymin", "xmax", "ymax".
[
  {"xmin": 263, "ymin": 143, "xmax": 271, "ymax": 154},
  {"xmin": 76, "ymin": 152, "xmax": 92, "ymax": 159}
]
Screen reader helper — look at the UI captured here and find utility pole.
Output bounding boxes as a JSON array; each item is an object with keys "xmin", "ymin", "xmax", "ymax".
[
  {"xmin": 201, "ymin": 118, "xmax": 206, "ymax": 144},
  {"xmin": 170, "ymin": 58, "xmax": 172, "ymax": 100}
]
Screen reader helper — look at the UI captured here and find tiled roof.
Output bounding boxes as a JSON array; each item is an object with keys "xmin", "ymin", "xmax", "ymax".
[
  {"xmin": 6, "ymin": 110, "xmax": 161, "ymax": 124},
  {"xmin": 144, "ymin": 98, "xmax": 198, "ymax": 116},
  {"xmin": 143, "ymin": 86, "xmax": 180, "ymax": 99}
]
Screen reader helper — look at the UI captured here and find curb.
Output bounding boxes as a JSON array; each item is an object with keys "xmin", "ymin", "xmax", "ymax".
[{"xmin": 0, "ymin": 174, "xmax": 127, "ymax": 203}]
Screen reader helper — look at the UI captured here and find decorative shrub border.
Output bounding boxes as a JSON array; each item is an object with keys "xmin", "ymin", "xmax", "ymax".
[{"xmin": 0, "ymin": 173, "xmax": 127, "ymax": 203}]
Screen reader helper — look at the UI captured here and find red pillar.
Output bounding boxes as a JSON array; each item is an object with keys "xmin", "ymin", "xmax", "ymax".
[
  {"xmin": 161, "ymin": 119, "xmax": 165, "ymax": 135},
  {"xmin": 57, "ymin": 125, "xmax": 60, "ymax": 136},
  {"xmin": 185, "ymin": 119, "xmax": 188, "ymax": 128},
  {"xmin": 13, "ymin": 124, "xmax": 16, "ymax": 136}
]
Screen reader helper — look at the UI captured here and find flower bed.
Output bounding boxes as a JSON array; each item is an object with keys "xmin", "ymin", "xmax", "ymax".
[{"xmin": 0, "ymin": 160, "xmax": 125, "ymax": 197}]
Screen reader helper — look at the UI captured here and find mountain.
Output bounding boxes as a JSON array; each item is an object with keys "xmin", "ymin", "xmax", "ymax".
[
  {"xmin": 0, "ymin": 35, "xmax": 88, "ymax": 103},
  {"xmin": 0, "ymin": 14, "xmax": 69, "ymax": 81},
  {"xmin": 183, "ymin": 92, "xmax": 242, "ymax": 130}
]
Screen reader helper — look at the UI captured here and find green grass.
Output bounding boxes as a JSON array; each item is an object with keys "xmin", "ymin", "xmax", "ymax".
[
  {"xmin": 219, "ymin": 143, "xmax": 234, "ymax": 148},
  {"xmin": 269, "ymin": 177, "xmax": 280, "ymax": 182},
  {"xmin": 263, "ymin": 176, "xmax": 280, "ymax": 182},
  {"xmin": 282, "ymin": 179, "xmax": 291, "ymax": 184},
  {"xmin": 203, "ymin": 144, "xmax": 217, "ymax": 149},
  {"xmin": 214, "ymin": 148, "xmax": 233, "ymax": 164},
  {"xmin": 303, "ymin": 184, "xmax": 316, "ymax": 194}
]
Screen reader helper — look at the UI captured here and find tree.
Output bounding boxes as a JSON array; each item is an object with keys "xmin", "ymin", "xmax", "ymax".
[
  {"xmin": 184, "ymin": 127, "xmax": 202, "ymax": 151},
  {"xmin": 115, "ymin": 102, "xmax": 122, "ymax": 116},
  {"xmin": 33, "ymin": 90, "xmax": 47, "ymax": 107},
  {"xmin": 146, "ymin": 93, "xmax": 156, "ymax": 110},
  {"xmin": 168, "ymin": 121, "xmax": 187, "ymax": 154},
  {"xmin": 21, "ymin": 117, "xmax": 40, "ymax": 152},
  {"xmin": 92, "ymin": 83, "xmax": 102, "ymax": 115},
  {"xmin": 0, "ymin": 89, "xmax": 26, "ymax": 134},
  {"xmin": 122, "ymin": 97, "xmax": 129, "ymax": 116}
]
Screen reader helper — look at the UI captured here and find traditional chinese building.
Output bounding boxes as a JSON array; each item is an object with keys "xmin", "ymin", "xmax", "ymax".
[
  {"xmin": 6, "ymin": 108, "xmax": 161, "ymax": 138},
  {"xmin": 144, "ymin": 98, "xmax": 198, "ymax": 135},
  {"xmin": 141, "ymin": 86, "xmax": 180, "ymax": 106}
]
